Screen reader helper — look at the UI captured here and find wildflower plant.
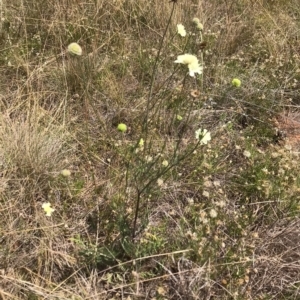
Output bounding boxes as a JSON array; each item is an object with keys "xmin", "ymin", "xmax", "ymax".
[
  {"xmin": 117, "ymin": 10, "xmax": 212, "ymax": 242},
  {"xmin": 2, "ymin": 0, "xmax": 300, "ymax": 299}
]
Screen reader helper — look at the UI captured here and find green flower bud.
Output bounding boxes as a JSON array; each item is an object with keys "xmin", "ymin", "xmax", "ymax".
[
  {"xmin": 117, "ymin": 123, "xmax": 127, "ymax": 132},
  {"xmin": 232, "ymin": 78, "xmax": 241, "ymax": 87}
]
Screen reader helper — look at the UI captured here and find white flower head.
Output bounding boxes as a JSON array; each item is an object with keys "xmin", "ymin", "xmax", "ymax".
[
  {"xmin": 209, "ymin": 209, "xmax": 218, "ymax": 218},
  {"xmin": 195, "ymin": 128, "xmax": 211, "ymax": 145},
  {"xmin": 188, "ymin": 60, "xmax": 203, "ymax": 77},
  {"xmin": 175, "ymin": 54, "xmax": 197, "ymax": 65},
  {"xmin": 175, "ymin": 54, "xmax": 203, "ymax": 77},
  {"xmin": 177, "ymin": 24, "xmax": 187, "ymax": 37}
]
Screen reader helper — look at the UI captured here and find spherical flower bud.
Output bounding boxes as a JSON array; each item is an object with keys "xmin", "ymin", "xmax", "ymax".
[
  {"xmin": 162, "ymin": 160, "xmax": 169, "ymax": 167},
  {"xmin": 196, "ymin": 23, "xmax": 204, "ymax": 31},
  {"xmin": 192, "ymin": 18, "xmax": 203, "ymax": 30},
  {"xmin": 192, "ymin": 17, "xmax": 200, "ymax": 24},
  {"xmin": 232, "ymin": 78, "xmax": 241, "ymax": 87},
  {"xmin": 117, "ymin": 123, "xmax": 127, "ymax": 132},
  {"xmin": 67, "ymin": 42, "xmax": 82, "ymax": 56}
]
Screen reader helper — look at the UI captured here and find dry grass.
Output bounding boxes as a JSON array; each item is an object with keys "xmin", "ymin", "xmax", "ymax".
[{"xmin": 0, "ymin": 0, "xmax": 300, "ymax": 299}]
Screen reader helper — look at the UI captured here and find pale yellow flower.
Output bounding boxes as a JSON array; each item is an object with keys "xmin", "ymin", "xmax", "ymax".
[
  {"xmin": 67, "ymin": 42, "xmax": 82, "ymax": 56},
  {"xmin": 175, "ymin": 54, "xmax": 197, "ymax": 65},
  {"xmin": 209, "ymin": 209, "xmax": 218, "ymax": 218},
  {"xmin": 175, "ymin": 54, "xmax": 202, "ymax": 77},
  {"xmin": 61, "ymin": 169, "xmax": 71, "ymax": 177},
  {"xmin": 177, "ymin": 24, "xmax": 186, "ymax": 37},
  {"xmin": 195, "ymin": 128, "xmax": 211, "ymax": 145},
  {"xmin": 139, "ymin": 138, "xmax": 144, "ymax": 147},
  {"xmin": 162, "ymin": 160, "xmax": 169, "ymax": 167},
  {"xmin": 188, "ymin": 61, "xmax": 203, "ymax": 77},
  {"xmin": 42, "ymin": 202, "xmax": 55, "ymax": 217}
]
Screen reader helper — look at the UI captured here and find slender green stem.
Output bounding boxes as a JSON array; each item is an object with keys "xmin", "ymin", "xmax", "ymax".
[
  {"xmin": 132, "ymin": 140, "xmax": 201, "ymax": 239},
  {"xmin": 132, "ymin": 1, "xmax": 177, "ymax": 239},
  {"xmin": 132, "ymin": 189, "xmax": 142, "ymax": 239},
  {"xmin": 143, "ymin": 1, "xmax": 177, "ymax": 147},
  {"xmin": 199, "ymin": 30, "xmax": 204, "ymax": 92}
]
